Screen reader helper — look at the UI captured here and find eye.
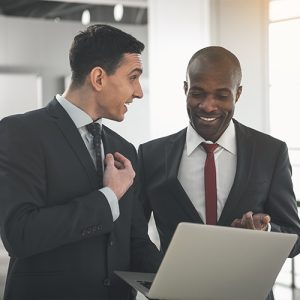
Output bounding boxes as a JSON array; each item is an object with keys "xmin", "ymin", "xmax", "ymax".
[
  {"xmin": 129, "ymin": 74, "xmax": 139, "ymax": 81},
  {"xmin": 216, "ymin": 94, "xmax": 229, "ymax": 100},
  {"xmin": 189, "ymin": 91, "xmax": 206, "ymax": 98}
]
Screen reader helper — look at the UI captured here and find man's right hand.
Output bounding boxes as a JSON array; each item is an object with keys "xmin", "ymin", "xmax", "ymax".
[{"xmin": 103, "ymin": 152, "xmax": 135, "ymax": 200}]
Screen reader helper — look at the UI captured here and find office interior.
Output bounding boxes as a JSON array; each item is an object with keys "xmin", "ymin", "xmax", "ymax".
[{"xmin": 0, "ymin": 0, "xmax": 299, "ymax": 299}]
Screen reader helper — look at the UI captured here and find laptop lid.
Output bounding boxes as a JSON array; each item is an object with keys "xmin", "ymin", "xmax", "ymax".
[{"xmin": 116, "ymin": 222, "xmax": 297, "ymax": 300}]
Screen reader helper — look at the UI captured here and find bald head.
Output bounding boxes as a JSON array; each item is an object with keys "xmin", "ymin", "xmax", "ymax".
[{"xmin": 187, "ymin": 46, "xmax": 242, "ymax": 88}]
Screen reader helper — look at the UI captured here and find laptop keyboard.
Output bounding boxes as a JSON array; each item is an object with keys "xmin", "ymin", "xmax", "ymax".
[{"xmin": 137, "ymin": 280, "xmax": 152, "ymax": 289}]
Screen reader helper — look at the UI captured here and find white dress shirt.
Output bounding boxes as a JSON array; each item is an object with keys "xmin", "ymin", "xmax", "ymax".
[
  {"xmin": 178, "ymin": 121, "xmax": 237, "ymax": 223},
  {"xmin": 56, "ymin": 94, "xmax": 119, "ymax": 221}
]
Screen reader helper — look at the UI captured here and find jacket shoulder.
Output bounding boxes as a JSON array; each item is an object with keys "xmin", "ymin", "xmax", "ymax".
[
  {"xmin": 234, "ymin": 119, "xmax": 285, "ymax": 146},
  {"xmin": 140, "ymin": 128, "xmax": 187, "ymax": 151}
]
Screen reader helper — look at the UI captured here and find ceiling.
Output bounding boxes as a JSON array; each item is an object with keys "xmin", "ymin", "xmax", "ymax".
[{"xmin": 0, "ymin": 0, "xmax": 148, "ymax": 25}]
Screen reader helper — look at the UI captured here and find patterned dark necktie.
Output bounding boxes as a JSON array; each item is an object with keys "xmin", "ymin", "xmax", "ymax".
[
  {"xmin": 202, "ymin": 142, "xmax": 219, "ymax": 225},
  {"xmin": 86, "ymin": 122, "xmax": 103, "ymax": 187}
]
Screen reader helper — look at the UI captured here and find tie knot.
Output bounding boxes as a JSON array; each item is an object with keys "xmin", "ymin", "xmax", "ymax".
[
  {"xmin": 86, "ymin": 122, "xmax": 101, "ymax": 138},
  {"xmin": 202, "ymin": 142, "xmax": 218, "ymax": 154}
]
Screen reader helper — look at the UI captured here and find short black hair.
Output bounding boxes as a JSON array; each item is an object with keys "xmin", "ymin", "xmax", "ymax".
[{"xmin": 69, "ymin": 24, "xmax": 145, "ymax": 86}]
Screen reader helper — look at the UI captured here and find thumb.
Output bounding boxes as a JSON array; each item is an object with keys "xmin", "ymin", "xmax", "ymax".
[{"xmin": 263, "ymin": 215, "xmax": 271, "ymax": 224}]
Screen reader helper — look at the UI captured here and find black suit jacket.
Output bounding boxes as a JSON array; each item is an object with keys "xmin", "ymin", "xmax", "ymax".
[
  {"xmin": 0, "ymin": 98, "xmax": 161, "ymax": 300},
  {"xmin": 138, "ymin": 119, "xmax": 300, "ymax": 300}
]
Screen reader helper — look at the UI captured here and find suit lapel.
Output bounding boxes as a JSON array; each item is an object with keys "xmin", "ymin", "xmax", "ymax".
[
  {"xmin": 218, "ymin": 120, "xmax": 256, "ymax": 226},
  {"xmin": 166, "ymin": 129, "xmax": 203, "ymax": 223},
  {"xmin": 46, "ymin": 98, "xmax": 99, "ymax": 189},
  {"xmin": 101, "ymin": 125, "xmax": 119, "ymax": 156}
]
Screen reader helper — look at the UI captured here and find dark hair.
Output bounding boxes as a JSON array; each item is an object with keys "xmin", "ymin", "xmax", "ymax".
[{"xmin": 69, "ymin": 24, "xmax": 145, "ymax": 86}]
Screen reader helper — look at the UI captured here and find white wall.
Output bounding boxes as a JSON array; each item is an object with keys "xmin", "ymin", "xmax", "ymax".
[
  {"xmin": 0, "ymin": 74, "xmax": 42, "ymax": 119},
  {"xmin": 210, "ymin": 0, "xmax": 269, "ymax": 133},
  {"xmin": 147, "ymin": 0, "xmax": 211, "ymax": 140}
]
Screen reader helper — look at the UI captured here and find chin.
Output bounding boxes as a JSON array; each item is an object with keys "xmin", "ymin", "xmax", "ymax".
[{"xmin": 115, "ymin": 115, "xmax": 125, "ymax": 122}]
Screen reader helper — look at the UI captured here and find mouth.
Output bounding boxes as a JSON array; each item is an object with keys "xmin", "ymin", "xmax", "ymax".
[
  {"xmin": 196, "ymin": 114, "xmax": 222, "ymax": 124},
  {"xmin": 199, "ymin": 116, "xmax": 217, "ymax": 122},
  {"xmin": 123, "ymin": 101, "xmax": 132, "ymax": 112}
]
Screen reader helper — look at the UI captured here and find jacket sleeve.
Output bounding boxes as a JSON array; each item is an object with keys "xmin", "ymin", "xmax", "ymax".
[
  {"xmin": 129, "ymin": 144, "xmax": 162, "ymax": 272},
  {"xmin": 0, "ymin": 116, "xmax": 114, "ymax": 258}
]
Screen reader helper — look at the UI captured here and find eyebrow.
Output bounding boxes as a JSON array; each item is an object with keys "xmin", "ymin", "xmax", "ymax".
[
  {"xmin": 129, "ymin": 68, "xmax": 143, "ymax": 75},
  {"xmin": 216, "ymin": 88, "xmax": 230, "ymax": 92},
  {"xmin": 190, "ymin": 86, "xmax": 230, "ymax": 92}
]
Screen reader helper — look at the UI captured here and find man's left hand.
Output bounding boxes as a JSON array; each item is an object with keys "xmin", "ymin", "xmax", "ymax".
[{"xmin": 231, "ymin": 211, "xmax": 271, "ymax": 231}]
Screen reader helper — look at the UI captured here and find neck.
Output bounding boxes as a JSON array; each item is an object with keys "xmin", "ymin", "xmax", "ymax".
[{"xmin": 62, "ymin": 84, "xmax": 100, "ymax": 121}]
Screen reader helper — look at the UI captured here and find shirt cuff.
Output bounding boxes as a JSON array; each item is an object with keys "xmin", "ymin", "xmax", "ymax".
[
  {"xmin": 267, "ymin": 222, "xmax": 271, "ymax": 232},
  {"xmin": 99, "ymin": 187, "xmax": 120, "ymax": 221}
]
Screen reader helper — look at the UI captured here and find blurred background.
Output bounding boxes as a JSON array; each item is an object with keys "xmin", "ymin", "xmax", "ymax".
[{"xmin": 0, "ymin": 0, "xmax": 300, "ymax": 299}]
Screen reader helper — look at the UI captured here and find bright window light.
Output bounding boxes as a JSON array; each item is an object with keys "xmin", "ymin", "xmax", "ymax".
[
  {"xmin": 270, "ymin": 0, "xmax": 300, "ymax": 21},
  {"xmin": 269, "ymin": 1, "xmax": 300, "ymax": 202}
]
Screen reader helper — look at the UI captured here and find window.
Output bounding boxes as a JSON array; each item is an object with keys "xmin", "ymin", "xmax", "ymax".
[
  {"xmin": 269, "ymin": 0, "xmax": 300, "ymax": 293},
  {"xmin": 269, "ymin": 0, "xmax": 300, "ymax": 202}
]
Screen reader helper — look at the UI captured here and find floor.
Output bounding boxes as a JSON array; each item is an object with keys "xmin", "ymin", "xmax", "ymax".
[{"xmin": 1, "ymin": 240, "xmax": 300, "ymax": 300}]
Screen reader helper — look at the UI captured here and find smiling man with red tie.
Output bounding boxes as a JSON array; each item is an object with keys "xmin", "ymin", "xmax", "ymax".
[{"xmin": 138, "ymin": 46, "xmax": 300, "ymax": 300}]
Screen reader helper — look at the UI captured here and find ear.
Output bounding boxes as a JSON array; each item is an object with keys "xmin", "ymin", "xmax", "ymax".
[
  {"xmin": 184, "ymin": 81, "xmax": 188, "ymax": 95},
  {"xmin": 235, "ymin": 86, "xmax": 242, "ymax": 103},
  {"xmin": 89, "ymin": 67, "xmax": 106, "ymax": 91}
]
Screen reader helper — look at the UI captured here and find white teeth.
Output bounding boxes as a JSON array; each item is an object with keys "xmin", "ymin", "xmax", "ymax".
[{"xmin": 200, "ymin": 117, "xmax": 216, "ymax": 121}]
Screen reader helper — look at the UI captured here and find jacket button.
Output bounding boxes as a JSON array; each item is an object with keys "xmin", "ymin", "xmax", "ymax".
[
  {"xmin": 109, "ymin": 240, "xmax": 114, "ymax": 246},
  {"xmin": 103, "ymin": 278, "xmax": 111, "ymax": 286}
]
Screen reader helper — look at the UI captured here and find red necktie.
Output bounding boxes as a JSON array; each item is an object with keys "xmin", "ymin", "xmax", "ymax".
[{"xmin": 202, "ymin": 143, "xmax": 219, "ymax": 225}]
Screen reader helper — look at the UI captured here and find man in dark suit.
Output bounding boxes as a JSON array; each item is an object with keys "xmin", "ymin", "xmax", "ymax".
[
  {"xmin": 0, "ymin": 24, "xmax": 161, "ymax": 300},
  {"xmin": 138, "ymin": 46, "xmax": 300, "ymax": 300}
]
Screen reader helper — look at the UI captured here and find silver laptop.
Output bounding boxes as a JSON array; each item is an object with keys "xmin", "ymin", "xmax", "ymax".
[{"xmin": 115, "ymin": 222, "xmax": 297, "ymax": 300}]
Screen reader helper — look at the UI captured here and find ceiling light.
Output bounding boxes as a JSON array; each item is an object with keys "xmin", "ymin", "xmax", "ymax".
[
  {"xmin": 81, "ymin": 9, "xmax": 90, "ymax": 26},
  {"xmin": 114, "ymin": 4, "xmax": 124, "ymax": 22}
]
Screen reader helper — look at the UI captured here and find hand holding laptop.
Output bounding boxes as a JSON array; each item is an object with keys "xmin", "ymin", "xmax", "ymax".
[{"xmin": 231, "ymin": 211, "xmax": 271, "ymax": 231}]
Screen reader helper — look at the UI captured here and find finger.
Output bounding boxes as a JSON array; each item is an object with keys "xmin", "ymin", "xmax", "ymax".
[
  {"xmin": 105, "ymin": 153, "xmax": 114, "ymax": 167},
  {"xmin": 263, "ymin": 214, "xmax": 271, "ymax": 224},
  {"xmin": 114, "ymin": 160, "xmax": 124, "ymax": 169},
  {"xmin": 114, "ymin": 152, "xmax": 132, "ymax": 169},
  {"xmin": 231, "ymin": 219, "xmax": 242, "ymax": 227},
  {"xmin": 242, "ymin": 211, "xmax": 255, "ymax": 229}
]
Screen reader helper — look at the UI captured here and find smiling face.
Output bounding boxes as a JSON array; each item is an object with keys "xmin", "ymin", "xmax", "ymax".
[
  {"xmin": 185, "ymin": 56, "xmax": 242, "ymax": 142},
  {"xmin": 96, "ymin": 53, "xmax": 143, "ymax": 122}
]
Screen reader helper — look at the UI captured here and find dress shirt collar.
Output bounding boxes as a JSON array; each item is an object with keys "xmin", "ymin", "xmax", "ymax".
[
  {"xmin": 56, "ymin": 94, "xmax": 102, "ymax": 128},
  {"xmin": 186, "ymin": 120, "xmax": 236, "ymax": 156}
]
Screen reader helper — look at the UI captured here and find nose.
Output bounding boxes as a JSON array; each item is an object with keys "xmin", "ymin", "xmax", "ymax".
[
  {"xmin": 133, "ymin": 81, "xmax": 143, "ymax": 99},
  {"xmin": 199, "ymin": 94, "xmax": 217, "ymax": 113}
]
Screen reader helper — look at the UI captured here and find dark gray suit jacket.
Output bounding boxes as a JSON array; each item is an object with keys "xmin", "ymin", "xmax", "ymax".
[
  {"xmin": 138, "ymin": 119, "xmax": 300, "ymax": 300},
  {"xmin": 0, "ymin": 98, "xmax": 161, "ymax": 300}
]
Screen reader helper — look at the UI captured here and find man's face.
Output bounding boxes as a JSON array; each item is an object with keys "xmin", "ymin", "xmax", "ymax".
[
  {"xmin": 98, "ymin": 53, "xmax": 143, "ymax": 122},
  {"xmin": 185, "ymin": 60, "xmax": 242, "ymax": 142}
]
